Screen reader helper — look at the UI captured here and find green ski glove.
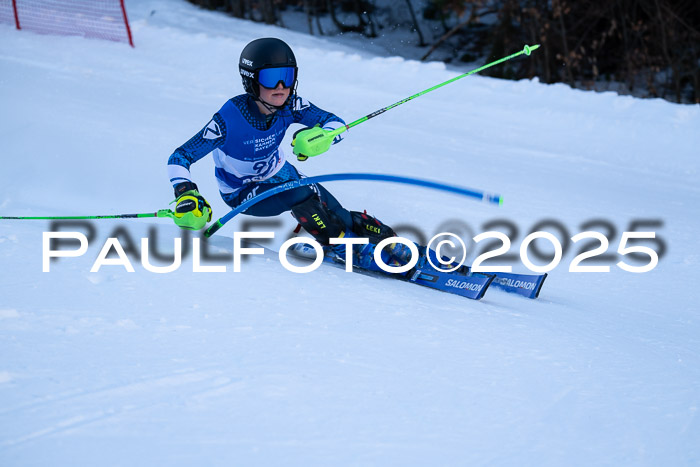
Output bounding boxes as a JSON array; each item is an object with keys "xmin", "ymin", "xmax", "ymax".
[
  {"xmin": 171, "ymin": 181, "xmax": 212, "ymax": 231},
  {"xmin": 292, "ymin": 125, "xmax": 335, "ymax": 161}
]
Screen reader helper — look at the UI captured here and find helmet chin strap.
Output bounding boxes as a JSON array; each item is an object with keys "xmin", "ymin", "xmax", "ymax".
[
  {"xmin": 255, "ymin": 96, "xmax": 284, "ymax": 113},
  {"xmin": 253, "ymin": 82, "xmax": 296, "ymax": 113}
]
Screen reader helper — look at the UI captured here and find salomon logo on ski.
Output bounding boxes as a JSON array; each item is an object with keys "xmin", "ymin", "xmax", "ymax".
[
  {"xmin": 494, "ymin": 277, "xmax": 536, "ymax": 290},
  {"xmin": 445, "ymin": 279, "xmax": 484, "ymax": 292}
]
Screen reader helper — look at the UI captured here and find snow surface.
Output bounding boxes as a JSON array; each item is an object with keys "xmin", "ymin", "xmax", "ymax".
[{"xmin": 1, "ymin": 0, "xmax": 700, "ymax": 465}]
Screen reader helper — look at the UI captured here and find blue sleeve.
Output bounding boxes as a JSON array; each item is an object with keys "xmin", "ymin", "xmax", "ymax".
[
  {"xmin": 290, "ymin": 95, "xmax": 346, "ymax": 143},
  {"xmin": 167, "ymin": 113, "xmax": 227, "ymax": 186}
]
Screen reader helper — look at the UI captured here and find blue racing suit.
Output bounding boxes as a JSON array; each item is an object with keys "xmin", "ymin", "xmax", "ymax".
[{"xmin": 167, "ymin": 94, "xmax": 351, "ymax": 223}]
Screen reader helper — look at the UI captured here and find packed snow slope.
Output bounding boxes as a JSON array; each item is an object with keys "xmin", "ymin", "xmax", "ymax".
[{"xmin": 1, "ymin": 0, "xmax": 699, "ymax": 465}]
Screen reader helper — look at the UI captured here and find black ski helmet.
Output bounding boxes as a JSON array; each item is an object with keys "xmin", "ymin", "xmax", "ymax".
[{"xmin": 239, "ymin": 38, "xmax": 297, "ymax": 100}]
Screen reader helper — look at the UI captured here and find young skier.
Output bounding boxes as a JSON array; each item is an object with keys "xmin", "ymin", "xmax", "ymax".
[{"xmin": 167, "ymin": 37, "xmax": 406, "ymax": 268}]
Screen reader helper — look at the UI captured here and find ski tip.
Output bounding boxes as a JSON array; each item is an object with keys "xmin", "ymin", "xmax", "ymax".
[{"xmin": 498, "ymin": 196, "xmax": 504, "ymax": 206}]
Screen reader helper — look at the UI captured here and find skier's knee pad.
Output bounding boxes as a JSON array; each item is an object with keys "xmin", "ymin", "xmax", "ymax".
[
  {"xmin": 350, "ymin": 211, "xmax": 397, "ymax": 244},
  {"xmin": 292, "ymin": 196, "xmax": 347, "ymax": 245}
]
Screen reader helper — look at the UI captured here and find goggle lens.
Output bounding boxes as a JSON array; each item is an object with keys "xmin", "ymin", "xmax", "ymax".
[{"xmin": 257, "ymin": 67, "xmax": 296, "ymax": 89}]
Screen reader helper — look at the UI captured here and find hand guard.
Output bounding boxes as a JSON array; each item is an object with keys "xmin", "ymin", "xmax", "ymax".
[
  {"xmin": 292, "ymin": 124, "xmax": 335, "ymax": 161},
  {"xmin": 171, "ymin": 181, "xmax": 212, "ymax": 231}
]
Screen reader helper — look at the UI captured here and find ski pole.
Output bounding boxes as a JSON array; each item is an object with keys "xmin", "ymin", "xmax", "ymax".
[
  {"xmin": 0, "ymin": 209, "xmax": 175, "ymax": 221},
  {"xmin": 329, "ymin": 44, "xmax": 540, "ymax": 139},
  {"xmin": 292, "ymin": 44, "xmax": 540, "ymax": 157},
  {"xmin": 204, "ymin": 173, "xmax": 502, "ymax": 237}
]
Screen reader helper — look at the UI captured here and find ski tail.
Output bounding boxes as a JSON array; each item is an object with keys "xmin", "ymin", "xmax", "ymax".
[{"xmin": 472, "ymin": 271, "xmax": 548, "ymax": 299}]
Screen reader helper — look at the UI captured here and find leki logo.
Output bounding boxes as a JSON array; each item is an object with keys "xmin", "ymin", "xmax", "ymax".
[{"xmin": 312, "ymin": 213, "xmax": 326, "ymax": 229}]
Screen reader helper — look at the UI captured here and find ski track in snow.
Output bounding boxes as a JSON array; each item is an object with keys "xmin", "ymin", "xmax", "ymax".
[{"xmin": 1, "ymin": 0, "xmax": 700, "ymax": 465}]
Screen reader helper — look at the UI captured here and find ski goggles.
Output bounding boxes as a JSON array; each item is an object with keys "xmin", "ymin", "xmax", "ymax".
[{"xmin": 257, "ymin": 66, "xmax": 297, "ymax": 89}]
